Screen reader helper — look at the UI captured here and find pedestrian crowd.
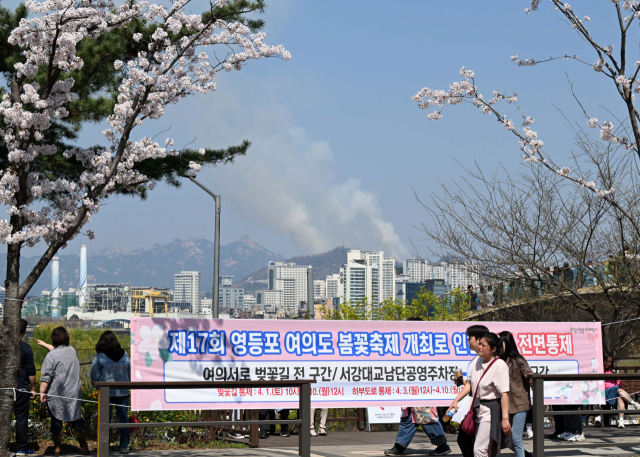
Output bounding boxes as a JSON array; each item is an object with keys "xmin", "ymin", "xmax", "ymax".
[
  {"xmin": 12, "ymin": 321, "xmax": 131, "ymax": 456},
  {"xmin": 10, "ymin": 321, "xmax": 638, "ymax": 457}
]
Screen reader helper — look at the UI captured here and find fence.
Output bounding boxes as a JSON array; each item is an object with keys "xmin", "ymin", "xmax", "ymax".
[
  {"xmin": 438, "ymin": 257, "xmax": 640, "ymax": 311},
  {"xmin": 531, "ymin": 373, "xmax": 640, "ymax": 457},
  {"xmin": 94, "ymin": 380, "xmax": 315, "ymax": 457}
]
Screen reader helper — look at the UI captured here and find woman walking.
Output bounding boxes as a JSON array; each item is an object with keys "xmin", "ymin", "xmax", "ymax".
[
  {"xmin": 90, "ymin": 330, "xmax": 132, "ymax": 454},
  {"xmin": 39, "ymin": 326, "xmax": 89, "ymax": 456},
  {"xmin": 499, "ymin": 331, "xmax": 533, "ymax": 457},
  {"xmin": 448, "ymin": 332, "xmax": 511, "ymax": 457}
]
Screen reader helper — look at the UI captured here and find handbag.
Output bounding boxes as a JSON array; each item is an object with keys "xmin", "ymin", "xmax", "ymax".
[
  {"xmin": 461, "ymin": 358, "xmax": 498, "ymax": 435},
  {"xmin": 411, "ymin": 406, "xmax": 439, "ymax": 424}
]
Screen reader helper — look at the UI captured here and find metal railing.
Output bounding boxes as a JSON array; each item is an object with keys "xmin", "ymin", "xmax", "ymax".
[
  {"xmin": 93, "ymin": 380, "xmax": 315, "ymax": 457},
  {"xmin": 438, "ymin": 257, "xmax": 640, "ymax": 312},
  {"xmin": 531, "ymin": 373, "xmax": 640, "ymax": 457}
]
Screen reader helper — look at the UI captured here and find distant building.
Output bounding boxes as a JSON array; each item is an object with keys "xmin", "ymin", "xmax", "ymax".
[
  {"xmin": 397, "ymin": 279, "xmax": 448, "ymax": 305},
  {"xmin": 340, "ymin": 250, "xmax": 396, "ymax": 308},
  {"xmin": 326, "ymin": 274, "xmax": 340, "ymax": 299},
  {"xmin": 314, "ymin": 280, "xmax": 326, "ymax": 300},
  {"xmin": 267, "ymin": 262, "xmax": 313, "ymax": 314},
  {"xmin": 256, "ymin": 289, "xmax": 283, "ymax": 313},
  {"xmin": 443, "ymin": 261, "xmax": 479, "ymax": 290},
  {"xmin": 219, "ymin": 276, "xmax": 243, "ymax": 310},
  {"xmin": 243, "ymin": 294, "xmax": 257, "ymax": 311},
  {"xmin": 174, "ymin": 271, "xmax": 202, "ymax": 314},
  {"xmin": 405, "ymin": 258, "xmax": 437, "ymax": 282}
]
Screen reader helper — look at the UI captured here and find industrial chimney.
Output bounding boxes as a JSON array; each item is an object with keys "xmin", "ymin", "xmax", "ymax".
[
  {"xmin": 80, "ymin": 245, "xmax": 87, "ymax": 308},
  {"xmin": 51, "ymin": 257, "xmax": 60, "ymax": 319}
]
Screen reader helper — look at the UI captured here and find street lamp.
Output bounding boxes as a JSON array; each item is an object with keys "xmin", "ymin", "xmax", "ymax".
[{"xmin": 182, "ymin": 170, "xmax": 221, "ymax": 319}]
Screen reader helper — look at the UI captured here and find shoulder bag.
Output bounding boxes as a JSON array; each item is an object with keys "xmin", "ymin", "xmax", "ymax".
[{"xmin": 461, "ymin": 357, "xmax": 498, "ymax": 435}]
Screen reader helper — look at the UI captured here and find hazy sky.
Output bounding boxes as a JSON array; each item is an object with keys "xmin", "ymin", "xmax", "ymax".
[{"xmin": 2, "ymin": 1, "xmax": 633, "ymax": 260}]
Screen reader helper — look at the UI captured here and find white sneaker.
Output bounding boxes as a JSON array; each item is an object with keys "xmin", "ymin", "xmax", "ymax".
[
  {"xmin": 630, "ymin": 401, "xmax": 640, "ymax": 409},
  {"xmin": 563, "ymin": 433, "xmax": 576, "ymax": 441},
  {"xmin": 557, "ymin": 432, "xmax": 570, "ymax": 439},
  {"xmin": 574, "ymin": 433, "xmax": 585, "ymax": 441},
  {"xmin": 618, "ymin": 421, "xmax": 626, "ymax": 428},
  {"xmin": 310, "ymin": 429, "xmax": 318, "ymax": 437},
  {"xmin": 524, "ymin": 429, "xmax": 533, "ymax": 439}
]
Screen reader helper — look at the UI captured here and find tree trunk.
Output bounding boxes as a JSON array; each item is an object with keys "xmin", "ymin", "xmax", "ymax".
[{"xmin": 0, "ymin": 244, "xmax": 24, "ymax": 457}]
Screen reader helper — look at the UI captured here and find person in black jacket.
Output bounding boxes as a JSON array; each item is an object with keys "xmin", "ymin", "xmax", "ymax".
[{"xmin": 14, "ymin": 318, "xmax": 36, "ymax": 456}]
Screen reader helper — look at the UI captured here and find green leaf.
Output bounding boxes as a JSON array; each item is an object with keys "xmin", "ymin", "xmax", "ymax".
[
  {"xmin": 159, "ymin": 348, "xmax": 172, "ymax": 362},
  {"xmin": 145, "ymin": 352, "xmax": 152, "ymax": 367}
]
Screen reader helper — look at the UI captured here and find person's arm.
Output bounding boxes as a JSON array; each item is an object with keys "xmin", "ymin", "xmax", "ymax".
[
  {"xmin": 39, "ymin": 354, "xmax": 54, "ymax": 403},
  {"xmin": 36, "ymin": 340, "xmax": 54, "ymax": 351},
  {"xmin": 89, "ymin": 356, "xmax": 100, "ymax": 383},
  {"xmin": 28, "ymin": 376, "xmax": 36, "ymax": 399},
  {"xmin": 25, "ymin": 347, "xmax": 37, "ymax": 398},
  {"xmin": 518, "ymin": 358, "xmax": 534, "ymax": 388},
  {"xmin": 446, "ymin": 381, "xmax": 471, "ymax": 413},
  {"xmin": 501, "ymin": 392, "xmax": 511, "ymax": 434},
  {"xmin": 40, "ymin": 381, "xmax": 49, "ymax": 403}
]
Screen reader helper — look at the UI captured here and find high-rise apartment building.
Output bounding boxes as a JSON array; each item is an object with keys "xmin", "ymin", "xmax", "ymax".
[
  {"xmin": 314, "ymin": 280, "xmax": 326, "ymax": 300},
  {"xmin": 443, "ymin": 261, "xmax": 479, "ymax": 290},
  {"xmin": 174, "ymin": 271, "xmax": 202, "ymax": 314},
  {"xmin": 340, "ymin": 250, "xmax": 396, "ymax": 312},
  {"xmin": 405, "ymin": 258, "xmax": 437, "ymax": 282},
  {"xmin": 267, "ymin": 262, "xmax": 314, "ymax": 314}
]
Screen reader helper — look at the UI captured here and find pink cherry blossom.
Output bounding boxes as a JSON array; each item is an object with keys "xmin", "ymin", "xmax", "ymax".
[
  {"xmin": 138, "ymin": 325, "xmax": 170, "ymax": 360},
  {"xmin": 0, "ymin": 0, "xmax": 290, "ymax": 248}
]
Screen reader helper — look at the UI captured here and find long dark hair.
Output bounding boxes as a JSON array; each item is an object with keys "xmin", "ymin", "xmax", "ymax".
[
  {"xmin": 96, "ymin": 330, "xmax": 121, "ymax": 353},
  {"xmin": 500, "ymin": 331, "xmax": 524, "ymax": 361},
  {"xmin": 481, "ymin": 332, "xmax": 505, "ymax": 360}
]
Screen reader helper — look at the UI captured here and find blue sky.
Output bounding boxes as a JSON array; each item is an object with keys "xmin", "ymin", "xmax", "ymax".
[{"xmin": 3, "ymin": 0, "xmax": 635, "ymax": 261}]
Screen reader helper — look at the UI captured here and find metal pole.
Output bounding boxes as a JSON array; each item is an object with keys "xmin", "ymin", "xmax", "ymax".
[
  {"xmin": 299, "ymin": 383, "xmax": 311, "ymax": 457},
  {"xmin": 185, "ymin": 173, "xmax": 220, "ymax": 319},
  {"xmin": 532, "ymin": 378, "xmax": 544, "ymax": 457},
  {"xmin": 213, "ymin": 194, "xmax": 220, "ymax": 319}
]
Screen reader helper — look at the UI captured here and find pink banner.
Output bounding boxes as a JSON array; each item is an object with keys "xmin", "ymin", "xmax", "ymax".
[{"xmin": 130, "ymin": 317, "xmax": 604, "ymax": 411}]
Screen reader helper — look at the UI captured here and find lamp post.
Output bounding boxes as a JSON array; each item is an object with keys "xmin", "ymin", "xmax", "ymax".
[{"xmin": 182, "ymin": 171, "xmax": 220, "ymax": 319}]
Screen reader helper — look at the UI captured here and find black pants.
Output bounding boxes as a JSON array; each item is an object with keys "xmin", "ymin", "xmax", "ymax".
[
  {"xmin": 259, "ymin": 409, "xmax": 291, "ymax": 434},
  {"xmin": 552, "ymin": 405, "xmax": 566, "ymax": 435},
  {"xmin": 457, "ymin": 430, "xmax": 475, "ymax": 457},
  {"xmin": 563, "ymin": 406, "xmax": 583, "ymax": 435},
  {"xmin": 13, "ymin": 390, "xmax": 30, "ymax": 452}
]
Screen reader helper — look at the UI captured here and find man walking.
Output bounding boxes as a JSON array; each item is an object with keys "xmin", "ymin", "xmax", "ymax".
[{"xmin": 14, "ymin": 318, "xmax": 36, "ymax": 456}]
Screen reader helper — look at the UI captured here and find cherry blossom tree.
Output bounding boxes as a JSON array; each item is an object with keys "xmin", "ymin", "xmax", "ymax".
[
  {"xmin": 0, "ymin": 0, "xmax": 290, "ymax": 453},
  {"xmin": 413, "ymin": 0, "xmax": 640, "ymax": 354}
]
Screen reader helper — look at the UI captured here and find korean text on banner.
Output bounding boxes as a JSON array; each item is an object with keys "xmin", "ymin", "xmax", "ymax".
[{"xmin": 130, "ymin": 318, "xmax": 603, "ymax": 411}]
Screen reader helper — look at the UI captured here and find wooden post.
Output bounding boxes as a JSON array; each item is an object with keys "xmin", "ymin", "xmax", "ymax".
[
  {"xmin": 250, "ymin": 409, "xmax": 259, "ymax": 447},
  {"xmin": 357, "ymin": 408, "xmax": 365, "ymax": 431}
]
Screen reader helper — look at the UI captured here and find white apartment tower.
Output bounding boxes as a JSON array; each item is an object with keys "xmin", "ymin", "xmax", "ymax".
[
  {"xmin": 443, "ymin": 261, "xmax": 480, "ymax": 290},
  {"xmin": 341, "ymin": 250, "xmax": 396, "ymax": 307},
  {"xmin": 267, "ymin": 262, "xmax": 314, "ymax": 314},
  {"xmin": 174, "ymin": 271, "xmax": 202, "ymax": 314},
  {"xmin": 405, "ymin": 258, "xmax": 436, "ymax": 282}
]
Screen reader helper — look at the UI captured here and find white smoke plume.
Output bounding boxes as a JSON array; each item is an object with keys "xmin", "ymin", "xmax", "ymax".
[{"xmin": 196, "ymin": 97, "xmax": 409, "ymax": 259}]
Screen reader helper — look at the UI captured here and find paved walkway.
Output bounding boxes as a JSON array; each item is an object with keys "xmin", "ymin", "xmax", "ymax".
[{"xmin": 36, "ymin": 428, "xmax": 640, "ymax": 456}]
